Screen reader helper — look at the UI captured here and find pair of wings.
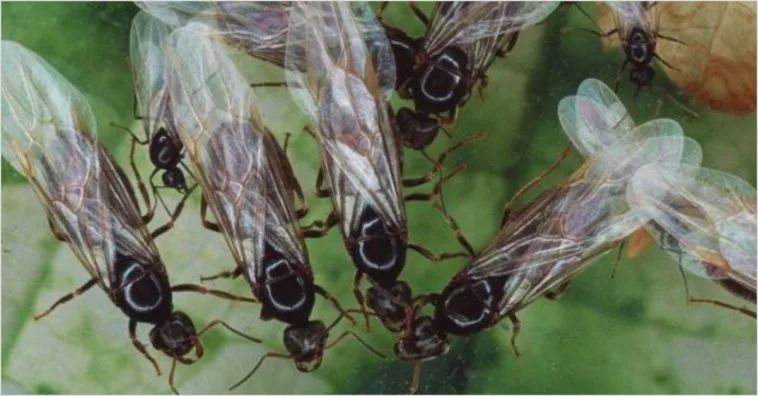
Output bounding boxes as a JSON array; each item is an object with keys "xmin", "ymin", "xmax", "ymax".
[
  {"xmin": 161, "ymin": 22, "xmax": 309, "ymax": 284},
  {"xmin": 604, "ymin": 2, "xmax": 667, "ymax": 50},
  {"xmin": 284, "ymin": 2, "xmax": 405, "ymax": 235},
  {"xmin": 1, "ymin": 41, "xmax": 164, "ymax": 293},
  {"xmin": 415, "ymin": 2, "xmax": 559, "ymax": 87},
  {"xmin": 130, "ymin": 11, "xmax": 178, "ymax": 141},
  {"xmin": 461, "ymin": 78, "xmax": 703, "ymax": 314},
  {"xmin": 135, "ymin": 2, "xmax": 296, "ymax": 70},
  {"xmin": 627, "ymin": 163, "xmax": 757, "ymax": 295}
]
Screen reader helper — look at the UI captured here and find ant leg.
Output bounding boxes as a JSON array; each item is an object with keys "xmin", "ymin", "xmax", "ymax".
[
  {"xmin": 200, "ymin": 196, "xmax": 221, "ymax": 233},
  {"xmin": 508, "ymin": 313, "xmax": 521, "ymax": 357},
  {"xmin": 249, "ymin": 81, "xmax": 287, "ymax": 89},
  {"xmin": 501, "ymin": 144, "xmax": 572, "ymax": 226},
  {"xmin": 613, "ymin": 59, "xmax": 629, "ymax": 93},
  {"xmin": 654, "ymin": 53, "xmax": 681, "ymax": 72},
  {"xmin": 688, "ymin": 298, "xmax": 756, "ymax": 318},
  {"xmin": 403, "ymin": 132, "xmax": 487, "ymax": 188},
  {"xmin": 407, "ymin": 165, "xmax": 477, "ymax": 257},
  {"xmin": 168, "ymin": 359, "xmax": 179, "ymax": 395},
  {"xmin": 171, "ymin": 283, "xmax": 258, "ymax": 304},
  {"xmin": 229, "ymin": 352, "xmax": 292, "ymax": 391},
  {"xmin": 377, "ymin": 1, "xmax": 389, "ymax": 19},
  {"xmin": 408, "ymin": 2, "xmax": 429, "ymax": 26},
  {"xmin": 301, "ymin": 210, "xmax": 339, "ymax": 238},
  {"xmin": 438, "ymin": 107, "xmax": 458, "ymax": 127},
  {"xmin": 199, "ymin": 267, "xmax": 243, "ymax": 283},
  {"xmin": 544, "ymin": 281, "xmax": 572, "ymax": 300},
  {"xmin": 33, "ymin": 278, "xmax": 98, "ymax": 320},
  {"xmin": 408, "ymin": 243, "xmax": 471, "ymax": 262},
  {"xmin": 128, "ymin": 136, "xmax": 155, "ymax": 224},
  {"xmin": 674, "ymin": 259, "xmax": 755, "ymax": 318},
  {"xmin": 324, "ymin": 330, "xmax": 387, "ymax": 359},
  {"xmin": 129, "ymin": 319, "xmax": 162, "ymax": 376},
  {"xmin": 352, "ymin": 272, "xmax": 371, "ymax": 332},
  {"xmin": 150, "ymin": 173, "xmax": 176, "ymax": 220},
  {"xmin": 150, "ymin": 183, "xmax": 197, "ymax": 239},
  {"xmin": 610, "ymin": 240, "xmax": 626, "ymax": 279},
  {"xmin": 314, "ymin": 166, "xmax": 332, "ymax": 198},
  {"xmin": 656, "ymin": 33, "xmax": 686, "ymax": 45},
  {"xmin": 408, "ymin": 362, "xmax": 424, "ymax": 394},
  {"xmin": 179, "ymin": 160, "xmax": 196, "ymax": 184},
  {"xmin": 660, "ymin": 89, "xmax": 699, "ymax": 118},
  {"xmin": 111, "ymin": 121, "xmax": 149, "ymax": 145},
  {"xmin": 405, "ymin": 163, "xmax": 466, "ymax": 202},
  {"xmin": 196, "ymin": 319, "xmax": 263, "ymax": 343},
  {"xmin": 314, "ymin": 284, "xmax": 357, "ymax": 326}
]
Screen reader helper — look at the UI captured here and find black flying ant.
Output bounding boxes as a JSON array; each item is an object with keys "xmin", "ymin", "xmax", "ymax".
[
  {"xmin": 378, "ymin": 2, "xmax": 559, "ymax": 150},
  {"xmin": 113, "ymin": 11, "xmax": 196, "ymax": 217},
  {"xmin": 283, "ymin": 2, "xmax": 484, "ymax": 333},
  {"xmin": 371, "ymin": 78, "xmax": 703, "ymax": 393},
  {"xmin": 161, "ymin": 21, "xmax": 386, "ymax": 391},
  {"xmin": 568, "ymin": 2, "xmax": 688, "ymax": 97},
  {"xmin": 1, "ymin": 40, "xmax": 260, "ymax": 394}
]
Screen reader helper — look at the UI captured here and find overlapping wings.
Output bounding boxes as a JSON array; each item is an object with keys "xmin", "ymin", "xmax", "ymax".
[
  {"xmin": 285, "ymin": 2, "xmax": 405, "ymax": 234},
  {"xmin": 137, "ymin": 1, "xmax": 296, "ymax": 70},
  {"xmin": 130, "ymin": 11, "xmax": 176, "ymax": 138},
  {"xmin": 423, "ymin": 2, "xmax": 559, "ymax": 58},
  {"xmin": 1, "ymin": 41, "xmax": 163, "ymax": 291},
  {"xmin": 163, "ymin": 23, "xmax": 307, "ymax": 283},
  {"xmin": 606, "ymin": 2, "xmax": 660, "ymax": 45},
  {"xmin": 134, "ymin": 1, "xmax": 214, "ymax": 28},
  {"xmin": 460, "ymin": 78, "xmax": 703, "ymax": 312},
  {"xmin": 627, "ymin": 164, "xmax": 757, "ymax": 294}
]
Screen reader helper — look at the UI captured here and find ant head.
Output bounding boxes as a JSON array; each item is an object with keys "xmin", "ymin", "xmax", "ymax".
[
  {"xmin": 150, "ymin": 311, "xmax": 200, "ymax": 360},
  {"xmin": 284, "ymin": 320, "xmax": 328, "ymax": 372}
]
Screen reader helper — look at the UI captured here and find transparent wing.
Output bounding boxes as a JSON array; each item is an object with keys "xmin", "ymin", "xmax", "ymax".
[
  {"xmin": 130, "ymin": 11, "xmax": 175, "ymax": 137},
  {"xmin": 285, "ymin": 1, "xmax": 395, "ymax": 119},
  {"xmin": 1, "ymin": 40, "xmax": 163, "ymax": 292},
  {"xmin": 423, "ymin": 2, "xmax": 559, "ymax": 57},
  {"xmin": 211, "ymin": 2, "xmax": 293, "ymax": 69},
  {"xmin": 164, "ymin": 23, "xmax": 307, "ymax": 283},
  {"xmin": 627, "ymin": 164, "xmax": 757, "ymax": 292},
  {"xmin": 462, "ymin": 108, "xmax": 702, "ymax": 315},
  {"xmin": 558, "ymin": 78, "xmax": 636, "ymax": 159},
  {"xmin": 606, "ymin": 1, "xmax": 650, "ymax": 41},
  {"xmin": 285, "ymin": 2, "xmax": 405, "ymax": 232},
  {"xmin": 134, "ymin": 1, "xmax": 214, "ymax": 27}
]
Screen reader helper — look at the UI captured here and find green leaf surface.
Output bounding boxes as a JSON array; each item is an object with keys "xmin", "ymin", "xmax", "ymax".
[{"xmin": 2, "ymin": 2, "xmax": 755, "ymax": 394}]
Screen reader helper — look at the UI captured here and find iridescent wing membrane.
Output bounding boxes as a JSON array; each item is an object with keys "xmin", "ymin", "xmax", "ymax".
[
  {"xmin": 627, "ymin": 163, "xmax": 757, "ymax": 297},
  {"xmin": 1, "ymin": 41, "xmax": 162, "ymax": 293},
  {"xmin": 424, "ymin": 2, "xmax": 559, "ymax": 81},
  {"xmin": 130, "ymin": 11, "xmax": 175, "ymax": 141},
  {"xmin": 285, "ymin": 2, "xmax": 405, "ymax": 235},
  {"xmin": 163, "ymin": 23, "xmax": 307, "ymax": 285},
  {"xmin": 461, "ymin": 79, "xmax": 703, "ymax": 313}
]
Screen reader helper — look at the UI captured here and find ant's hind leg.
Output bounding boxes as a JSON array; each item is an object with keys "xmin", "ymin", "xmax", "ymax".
[
  {"xmin": 129, "ymin": 319, "xmax": 162, "ymax": 376},
  {"xmin": 33, "ymin": 278, "xmax": 98, "ymax": 320}
]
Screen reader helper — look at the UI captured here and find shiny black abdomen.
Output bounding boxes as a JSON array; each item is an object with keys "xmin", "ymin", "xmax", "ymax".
[
  {"xmin": 258, "ymin": 243, "xmax": 315, "ymax": 326},
  {"xmin": 434, "ymin": 276, "xmax": 505, "ymax": 336},
  {"xmin": 112, "ymin": 252, "xmax": 173, "ymax": 325}
]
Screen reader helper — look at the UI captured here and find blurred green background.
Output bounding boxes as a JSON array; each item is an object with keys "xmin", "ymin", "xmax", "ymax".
[{"xmin": 1, "ymin": 2, "xmax": 755, "ymax": 394}]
